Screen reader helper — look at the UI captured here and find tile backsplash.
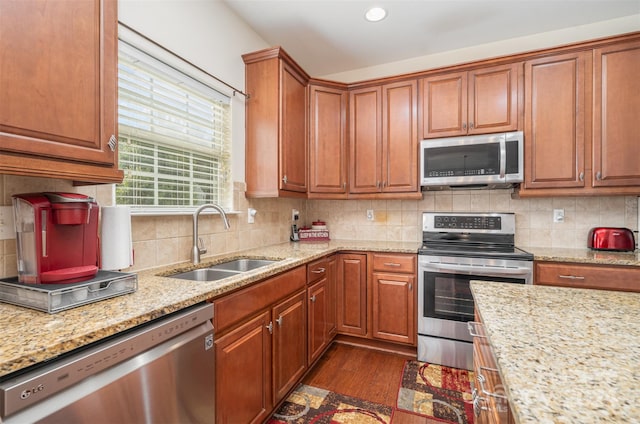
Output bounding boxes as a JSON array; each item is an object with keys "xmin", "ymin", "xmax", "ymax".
[{"xmin": 0, "ymin": 173, "xmax": 638, "ymax": 278}]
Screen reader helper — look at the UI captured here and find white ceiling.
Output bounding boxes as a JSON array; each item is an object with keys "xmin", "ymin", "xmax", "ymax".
[{"xmin": 223, "ymin": 0, "xmax": 640, "ymax": 77}]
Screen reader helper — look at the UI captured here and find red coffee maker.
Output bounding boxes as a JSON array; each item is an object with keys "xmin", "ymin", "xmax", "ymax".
[{"xmin": 12, "ymin": 193, "xmax": 99, "ymax": 284}]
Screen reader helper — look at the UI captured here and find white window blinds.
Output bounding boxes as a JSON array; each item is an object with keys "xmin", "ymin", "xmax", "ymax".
[{"xmin": 116, "ymin": 40, "xmax": 231, "ymax": 210}]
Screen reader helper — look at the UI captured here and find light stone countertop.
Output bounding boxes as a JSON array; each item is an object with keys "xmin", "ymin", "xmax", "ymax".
[
  {"xmin": 524, "ymin": 246, "xmax": 640, "ymax": 267},
  {"xmin": 0, "ymin": 240, "xmax": 420, "ymax": 378},
  {"xmin": 471, "ymin": 281, "xmax": 640, "ymax": 423}
]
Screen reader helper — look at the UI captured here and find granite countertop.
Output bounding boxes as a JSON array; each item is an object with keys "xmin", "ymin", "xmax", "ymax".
[
  {"xmin": 471, "ymin": 281, "xmax": 640, "ymax": 423},
  {"xmin": 0, "ymin": 240, "xmax": 420, "ymax": 379},
  {"xmin": 524, "ymin": 246, "xmax": 640, "ymax": 267}
]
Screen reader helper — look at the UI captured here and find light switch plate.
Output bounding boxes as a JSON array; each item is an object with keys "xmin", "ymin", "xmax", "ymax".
[{"xmin": 0, "ymin": 206, "xmax": 15, "ymax": 240}]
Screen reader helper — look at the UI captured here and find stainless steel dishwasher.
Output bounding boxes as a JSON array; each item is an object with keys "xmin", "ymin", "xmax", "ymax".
[{"xmin": 0, "ymin": 303, "xmax": 215, "ymax": 423}]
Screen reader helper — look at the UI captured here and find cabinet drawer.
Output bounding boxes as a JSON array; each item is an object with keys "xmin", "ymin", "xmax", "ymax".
[
  {"xmin": 214, "ymin": 266, "xmax": 306, "ymax": 334},
  {"xmin": 535, "ymin": 262, "xmax": 640, "ymax": 292},
  {"xmin": 372, "ymin": 253, "xmax": 416, "ymax": 274},
  {"xmin": 307, "ymin": 257, "xmax": 328, "ymax": 284}
]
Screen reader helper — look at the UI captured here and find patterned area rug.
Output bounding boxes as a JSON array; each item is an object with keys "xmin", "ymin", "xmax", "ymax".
[
  {"xmin": 396, "ymin": 361, "xmax": 474, "ymax": 424},
  {"xmin": 268, "ymin": 384, "xmax": 393, "ymax": 423}
]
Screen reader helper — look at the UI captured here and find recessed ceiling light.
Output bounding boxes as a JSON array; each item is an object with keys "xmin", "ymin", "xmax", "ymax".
[{"xmin": 365, "ymin": 6, "xmax": 387, "ymax": 22}]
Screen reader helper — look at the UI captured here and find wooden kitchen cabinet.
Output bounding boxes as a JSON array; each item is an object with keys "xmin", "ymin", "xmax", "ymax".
[
  {"xmin": 244, "ymin": 47, "xmax": 309, "ymax": 197},
  {"xmin": 371, "ymin": 253, "xmax": 416, "ymax": 345},
  {"xmin": 0, "ymin": 0, "xmax": 123, "ymax": 183},
  {"xmin": 419, "ymin": 63, "xmax": 521, "ymax": 139},
  {"xmin": 349, "ymin": 80, "xmax": 420, "ymax": 197},
  {"xmin": 213, "ymin": 266, "xmax": 307, "ymax": 423},
  {"xmin": 521, "ymin": 52, "xmax": 591, "ymax": 191},
  {"xmin": 470, "ymin": 314, "xmax": 514, "ymax": 424},
  {"xmin": 307, "ymin": 255, "xmax": 337, "ymax": 364},
  {"xmin": 535, "ymin": 261, "xmax": 640, "ymax": 292},
  {"xmin": 592, "ymin": 40, "xmax": 640, "ymax": 188},
  {"xmin": 518, "ymin": 37, "xmax": 640, "ymax": 197},
  {"xmin": 308, "ymin": 82, "xmax": 349, "ymax": 198},
  {"xmin": 336, "ymin": 253, "xmax": 368, "ymax": 336}
]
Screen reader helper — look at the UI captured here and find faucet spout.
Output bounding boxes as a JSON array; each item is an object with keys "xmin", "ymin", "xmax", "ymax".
[{"xmin": 192, "ymin": 204, "xmax": 231, "ymax": 265}]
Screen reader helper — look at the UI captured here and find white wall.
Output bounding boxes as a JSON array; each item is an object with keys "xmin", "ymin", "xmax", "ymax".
[
  {"xmin": 322, "ymin": 14, "xmax": 640, "ymax": 82},
  {"xmin": 118, "ymin": 0, "xmax": 269, "ymax": 182}
]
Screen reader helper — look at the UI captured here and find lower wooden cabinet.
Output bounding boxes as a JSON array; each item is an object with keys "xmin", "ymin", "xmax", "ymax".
[
  {"xmin": 371, "ymin": 272, "xmax": 415, "ymax": 344},
  {"xmin": 535, "ymin": 261, "xmax": 640, "ymax": 292},
  {"xmin": 336, "ymin": 253, "xmax": 368, "ymax": 336},
  {"xmin": 470, "ymin": 313, "xmax": 514, "ymax": 424},
  {"xmin": 213, "ymin": 266, "xmax": 307, "ymax": 423}
]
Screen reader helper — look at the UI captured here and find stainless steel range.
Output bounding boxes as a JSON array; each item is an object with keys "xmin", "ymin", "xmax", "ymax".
[{"xmin": 417, "ymin": 212, "xmax": 533, "ymax": 370}]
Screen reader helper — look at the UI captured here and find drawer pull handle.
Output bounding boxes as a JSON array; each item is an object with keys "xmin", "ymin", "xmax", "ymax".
[
  {"xmin": 311, "ymin": 268, "xmax": 326, "ymax": 274},
  {"xmin": 476, "ymin": 371, "xmax": 507, "ymax": 400},
  {"xmin": 383, "ymin": 262, "xmax": 401, "ymax": 267},
  {"xmin": 467, "ymin": 321, "xmax": 486, "ymax": 338},
  {"xmin": 559, "ymin": 275, "xmax": 585, "ymax": 280}
]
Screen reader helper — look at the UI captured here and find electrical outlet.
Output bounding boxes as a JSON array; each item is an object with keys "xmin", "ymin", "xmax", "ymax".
[
  {"xmin": 0, "ymin": 206, "xmax": 15, "ymax": 240},
  {"xmin": 292, "ymin": 209, "xmax": 299, "ymax": 222},
  {"xmin": 366, "ymin": 209, "xmax": 374, "ymax": 221},
  {"xmin": 553, "ymin": 209, "xmax": 565, "ymax": 223},
  {"xmin": 248, "ymin": 208, "xmax": 257, "ymax": 224}
]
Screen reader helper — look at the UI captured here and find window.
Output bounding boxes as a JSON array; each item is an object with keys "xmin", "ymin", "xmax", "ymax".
[{"xmin": 116, "ymin": 37, "xmax": 231, "ymax": 212}]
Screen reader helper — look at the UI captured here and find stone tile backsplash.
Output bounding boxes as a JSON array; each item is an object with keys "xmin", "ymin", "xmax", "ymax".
[{"xmin": 0, "ymin": 173, "xmax": 638, "ymax": 277}]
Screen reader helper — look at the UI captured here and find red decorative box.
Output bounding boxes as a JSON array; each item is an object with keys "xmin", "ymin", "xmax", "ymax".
[{"xmin": 298, "ymin": 229, "xmax": 330, "ymax": 241}]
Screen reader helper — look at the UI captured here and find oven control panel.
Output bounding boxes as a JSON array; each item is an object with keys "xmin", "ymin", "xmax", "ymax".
[
  {"xmin": 434, "ymin": 215, "xmax": 501, "ymax": 230},
  {"xmin": 422, "ymin": 212, "xmax": 515, "ymax": 234}
]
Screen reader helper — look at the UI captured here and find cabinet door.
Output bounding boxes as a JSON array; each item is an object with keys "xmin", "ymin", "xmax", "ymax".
[
  {"xmin": 593, "ymin": 40, "xmax": 640, "ymax": 187},
  {"xmin": 523, "ymin": 52, "xmax": 589, "ymax": 189},
  {"xmin": 0, "ymin": 0, "xmax": 121, "ymax": 182},
  {"xmin": 336, "ymin": 253, "xmax": 368, "ymax": 336},
  {"xmin": 468, "ymin": 63, "xmax": 520, "ymax": 134},
  {"xmin": 280, "ymin": 61, "xmax": 308, "ymax": 193},
  {"xmin": 382, "ymin": 80, "xmax": 418, "ymax": 193},
  {"xmin": 372, "ymin": 272, "xmax": 415, "ymax": 344},
  {"xmin": 215, "ymin": 311, "xmax": 272, "ymax": 424},
  {"xmin": 273, "ymin": 290, "xmax": 307, "ymax": 404},
  {"xmin": 419, "ymin": 72, "xmax": 468, "ymax": 138},
  {"xmin": 309, "ymin": 84, "xmax": 348, "ymax": 195},
  {"xmin": 308, "ymin": 279, "xmax": 328, "ymax": 364},
  {"xmin": 349, "ymin": 86, "xmax": 383, "ymax": 193},
  {"xmin": 326, "ymin": 255, "xmax": 337, "ymax": 338}
]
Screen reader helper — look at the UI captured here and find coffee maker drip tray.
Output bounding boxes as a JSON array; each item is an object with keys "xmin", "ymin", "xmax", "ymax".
[{"xmin": 0, "ymin": 271, "xmax": 137, "ymax": 313}]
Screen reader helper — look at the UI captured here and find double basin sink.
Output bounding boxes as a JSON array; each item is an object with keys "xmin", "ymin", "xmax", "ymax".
[{"xmin": 169, "ymin": 259, "xmax": 279, "ymax": 282}]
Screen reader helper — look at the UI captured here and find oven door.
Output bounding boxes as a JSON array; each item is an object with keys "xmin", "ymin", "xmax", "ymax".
[{"xmin": 418, "ymin": 255, "xmax": 532, "ymax": 342}]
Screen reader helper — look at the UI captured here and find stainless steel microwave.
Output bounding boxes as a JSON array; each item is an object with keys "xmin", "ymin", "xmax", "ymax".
[{"xmin": 420, "ymin": 131, "xmax": 523, "ymax": 190}]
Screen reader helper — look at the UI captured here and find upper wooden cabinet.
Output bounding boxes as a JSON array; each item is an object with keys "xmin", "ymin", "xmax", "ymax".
[
  {"xmin": 308, "ymin": 82, "xmax": 349, "ymax": 198},
  {"xmin": 522, "ymin": 52, "xmax": 591, "ymax": 190},
  {"xmin": 419, "ymin": 63, "xmax": 521, "ymax": 139},
  {"xmin": 244, "ymin": 47, "xmax": 309, "ymax": 198},
  {"xmin": 518, "ymin": 37, "xmax": 640, "ymax": 197},
  {"xmin": 0, "ymin": 0, "xmax": 123, "ymax": 183},
  {"xmin": 593, "ymin": 40, "xmax": 640, "ymax": 188},
  {"xmin": 349, "ymin": 80, "xmax": 420, "ymax": 196}
]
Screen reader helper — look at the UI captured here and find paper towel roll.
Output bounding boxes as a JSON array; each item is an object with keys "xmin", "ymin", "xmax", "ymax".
[{"xmin": 100, "ymin": 206, "xmax": 133, "ymax": 271}]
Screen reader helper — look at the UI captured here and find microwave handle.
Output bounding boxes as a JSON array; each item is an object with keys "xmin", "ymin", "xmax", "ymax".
[{"xmin": 499, "ymin": 140, "xmax": 506, "ymax": 179}]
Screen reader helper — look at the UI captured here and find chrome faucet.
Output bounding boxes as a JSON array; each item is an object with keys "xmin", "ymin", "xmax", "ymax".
[{"xmin": 192, "ymin": 204, "xmax": 231, "ymax": 265}]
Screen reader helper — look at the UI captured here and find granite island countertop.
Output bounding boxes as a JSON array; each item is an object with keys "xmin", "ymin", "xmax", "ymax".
[
  {"xmin": 471, "ymin": 281, "xmax": 640, "ymax": 423},
  {"xmin": 0, "ymin": 240, "xmax": 420, "ymax": 378}
]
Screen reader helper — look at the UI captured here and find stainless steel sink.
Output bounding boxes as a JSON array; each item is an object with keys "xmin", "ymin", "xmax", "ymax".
[
  {"xmin": 168, "ymin": 268, "xmax": 241, "ymax": 282},
  {"xmin": 209, "ymin": 259, "xmax": 278, "ymax": 272},
  {"xmin": 167, "ymin": 258, "xmax": 279, "ymax": 281}
]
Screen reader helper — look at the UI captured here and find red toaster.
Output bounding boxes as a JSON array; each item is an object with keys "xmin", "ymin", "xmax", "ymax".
[{"xmin": 587, "ymin": 227, "xmax": 635, "ymax": 252}]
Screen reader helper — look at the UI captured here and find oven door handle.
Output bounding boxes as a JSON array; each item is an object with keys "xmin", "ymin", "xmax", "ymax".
[{"xmin": 422, "ymin": 263, "xmax": 531, "ymax": 277}]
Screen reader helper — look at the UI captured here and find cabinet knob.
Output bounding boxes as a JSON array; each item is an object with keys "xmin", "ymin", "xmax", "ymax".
[
  {"xmin": 107, "ymin": 135, "xmax": 117, "ymax": 152},
  {"xmin": 282, "ymin": 175, "xmax": 288, "ymax": 184},
  {"xmin": 310, "ymin": 294, "xmax": 316, "ymax": 303},
  {"xmin": 266, "ymin": 321, "xmax": 273, "ymax": 334},
  {"xmin": 596, "ymin": 172, "xmax": 602, "ymax": 181},
  {"xmin": 469, "ymin": 122, "xmax": 474, "ymax": 129},
  {"xmin": 276, "ymin": 316, "xmax": 283, "ymax": 326},
  {"xmin": 579, "ymin": 172, "xmax": 584, "ymax": 181},
  {"xmin": 462, "ymin": 123, "xmax": 467, "ymax": 130}
]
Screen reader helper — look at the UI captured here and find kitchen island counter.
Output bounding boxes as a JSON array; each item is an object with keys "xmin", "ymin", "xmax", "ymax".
[
  {"xmin": 471, "ymin": 281, "xmax": 640, "ymax": 423},
  {"xmin": 0, "ymin": 240, "xmax": 419, "ymax": 378}
]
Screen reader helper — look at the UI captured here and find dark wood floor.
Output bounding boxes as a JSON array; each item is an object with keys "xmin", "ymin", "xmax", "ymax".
[{"xmin": 300, "ymin": 342, "xmax": 443, "ymax": 423}]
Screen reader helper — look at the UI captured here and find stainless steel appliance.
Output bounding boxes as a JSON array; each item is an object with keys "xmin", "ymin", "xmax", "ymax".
[
  {"xmin": 420, "ymin": 131, "xmax": 523, "ymax": 190},
  {"xmin": 0, "ymin": 303, "xmax": 215, "ymax": 423},
  {"xmin": 418, "ymin": 212, "xmax": 533, "ymax": 370}
]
